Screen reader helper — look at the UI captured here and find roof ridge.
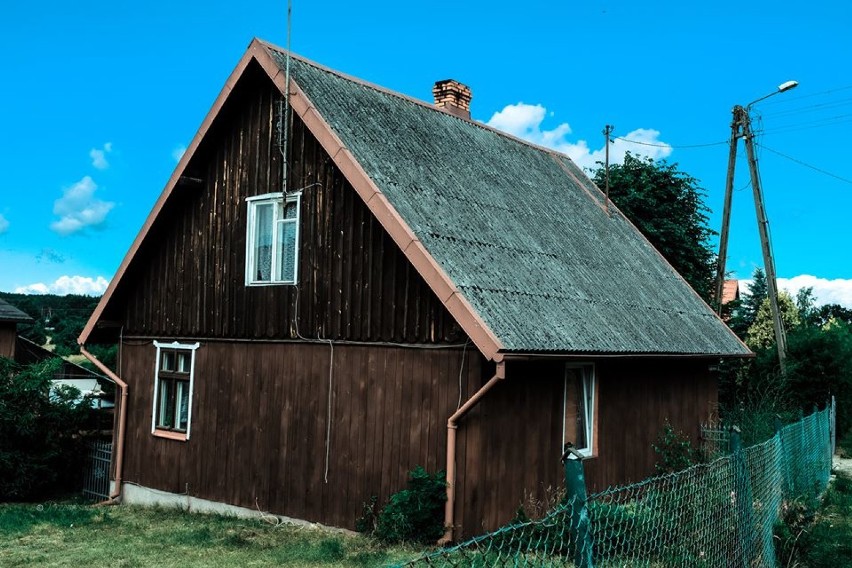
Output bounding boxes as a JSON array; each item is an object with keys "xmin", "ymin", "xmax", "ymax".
[{"xmin": 254, "ymin": 38, "xmax": 586, "ymax": 164}]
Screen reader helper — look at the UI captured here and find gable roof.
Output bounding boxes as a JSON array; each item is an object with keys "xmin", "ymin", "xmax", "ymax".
[
  {"xmin": 80, "ymin": 38, "xmax": 750, "ymax": 360},
  {"xmin": 0, "ymin": 298, "xmax": 32, "ymax": 323}
]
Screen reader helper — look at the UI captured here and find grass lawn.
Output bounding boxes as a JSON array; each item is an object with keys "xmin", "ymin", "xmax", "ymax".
[{"xmin": 0, "ymin": 502, "xmax": 421, "ymax": 567}]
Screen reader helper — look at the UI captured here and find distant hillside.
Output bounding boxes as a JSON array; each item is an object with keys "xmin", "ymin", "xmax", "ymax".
[{"xmin": 0, "ymin": 292, "xmax": 100, "ymax": 356}]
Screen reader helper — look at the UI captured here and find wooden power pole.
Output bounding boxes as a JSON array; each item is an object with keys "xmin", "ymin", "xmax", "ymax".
[{"xmin": 715, "ymin": 104, "xmax": 788, "ymax": 373}]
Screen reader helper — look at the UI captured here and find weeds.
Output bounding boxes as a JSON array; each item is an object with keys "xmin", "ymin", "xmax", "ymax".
[{"xmin": 774, "ymin": 472, "xmax": 852, "ymax": 567}]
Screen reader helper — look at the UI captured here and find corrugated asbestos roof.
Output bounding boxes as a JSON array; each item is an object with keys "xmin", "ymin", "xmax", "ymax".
[
  {"xmin": 0, "ymin": 298, "xmax": 32, "ymax": 323},
  {"xmin": 268, "ymin": 48, "xmax": 749, "ymax": 356}
]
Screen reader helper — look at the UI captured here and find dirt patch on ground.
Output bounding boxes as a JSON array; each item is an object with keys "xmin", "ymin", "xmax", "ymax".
[{"xmin": 832, "ymin": 454, "xmax": 852, "ymax": 478}]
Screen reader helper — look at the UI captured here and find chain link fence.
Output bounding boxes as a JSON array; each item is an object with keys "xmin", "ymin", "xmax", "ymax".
[{"xmin": 398, "ymin": 406, "xmax": 833, "ymax": 567}]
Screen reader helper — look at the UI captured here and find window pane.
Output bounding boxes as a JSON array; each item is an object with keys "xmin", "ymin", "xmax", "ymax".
[
  {"xmin": 283, "ymin": 200, "xmax": 298, "ymax": 220},
  {"xmin": 276, "ymin": 220, "xmax": 297, "ymax": 282},
  {"xmin": 158, "ymin": 380, "xmax": 175, "ymax": 428},
  {"xmin": 253, "ymin": 203, "xmax": 274, "ymax": 281},
  {"xmin": 177, "ymin": 352, "xmax": 190, "ymax": 373},
  {"xmin": 162, "ymin": 351, "xmax": 175, "ymax": 371},
  {"xmin": 565, "ymin": 368, "xmax": 589, "ymax": 451},
  {"xmin": 177, "ymin": 381, "xmax": 190, "ymax": 431},
  {"xmin": 574, "ymin": 371, "xmax": 588, "ymax": 450}
]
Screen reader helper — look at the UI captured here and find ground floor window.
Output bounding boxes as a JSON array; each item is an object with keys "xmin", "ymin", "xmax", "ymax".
[
  {"xmin": 563, "ymin": 364, "xmax": 595, "ymax": 456},
  {"xmin": 152, "ymin": 341, "xmax": 200, "ymax": 440}
]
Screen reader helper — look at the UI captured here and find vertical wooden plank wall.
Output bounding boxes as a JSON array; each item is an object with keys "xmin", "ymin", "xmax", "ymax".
[
  {"xmin": 118, "ymin": 340, "xmax": 484, "ymax": 532},
  {"xmin": 0, "ymin": 323, "xmax": 16, "ymax": 359},
  {"xmin": 112, "ymin": 62, "xmax": 462, "ymax": 346}
]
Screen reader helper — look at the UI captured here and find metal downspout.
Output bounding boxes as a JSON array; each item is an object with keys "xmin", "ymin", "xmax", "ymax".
[
  {"xmin": 80, "ymin": 346, "xmax": 128, "ymax": 504},
  {"xmin": 439, "ymin": 359, "xmax": 506, "ymax": 545}
]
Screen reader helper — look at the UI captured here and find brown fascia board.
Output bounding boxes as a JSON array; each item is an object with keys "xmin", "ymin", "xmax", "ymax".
[
  {"xmin": 78, "ymin": 41, "xmax": 262, "ymax": 346},
  {"xmin": 251, "ymin": 43, "xmax": 504, "ymax": 361}
]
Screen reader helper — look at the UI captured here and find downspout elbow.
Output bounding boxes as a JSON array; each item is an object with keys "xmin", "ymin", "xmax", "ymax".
[{"xmin": 440, "ymin": 359, "xmax": 505, "ymax": 545}]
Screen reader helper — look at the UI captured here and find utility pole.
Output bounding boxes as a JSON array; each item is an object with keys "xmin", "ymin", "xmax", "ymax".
[
  {"xmin": 740, "ymin": 107, "xmax": 787, "ymax": 373},
  {"xmin": 603, "ymin": 125, "xmax": 614, "ymax": 214},
  {"xmin": 715, "ymin": 81, "xmax": 797, "ymax": 373},
  {"xmin": 714, "ymin": 114, "xmax": 741, "ymax": 314}
]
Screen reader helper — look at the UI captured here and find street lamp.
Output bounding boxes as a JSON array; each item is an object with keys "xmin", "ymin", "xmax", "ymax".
[{"xmin": 715, "ymin": 80, "xmax": 798, "ymax": 374}]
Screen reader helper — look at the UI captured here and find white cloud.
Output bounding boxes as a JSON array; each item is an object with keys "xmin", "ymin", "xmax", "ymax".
[
  {"xmin": 15, "ymin": 275, "xmax": 109, "ymax": 296},
  {"xmin": 172, "ymin": 145, "xmax": 186, "ymax": 162},
  {"xmin": 485, "ymin": 102, "xmax": 672, "ymax": 170},
  {"xmin": 50, "ymin": 176, "xmax": 115, "ymax": 236},
  {"xmin": 0, "ymin": 213, "xmax": 8, "ymax": 234},
  {"xmin": 777, "ymin": 275, "xmax": 852, "ymax": 309},
  {"xmin": 740, "ymin": 275, "xmax": 852, "ymax": 308},
  {"xmin": 90, "ymin": 142, "xmax": 113, "ymax": 170}
]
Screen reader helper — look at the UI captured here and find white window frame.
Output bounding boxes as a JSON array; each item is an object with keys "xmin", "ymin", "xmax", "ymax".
[
  {"xmin": 245, "ymin": 192, "xmax": 301, "ymax": 286},
  {"xmin": 562, "ymin": 363, "xmax": 596, "ymax": 457},
  {"xmin": 151, "ymin": 341, "xmax": 200, "ymax": 440}
]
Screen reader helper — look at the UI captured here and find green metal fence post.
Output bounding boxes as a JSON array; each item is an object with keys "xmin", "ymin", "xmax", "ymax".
[
  {"xmin": 730, "ymin": 426, "xmax": 755, "ymax": 565},
  {"xmin": 562, "ymin": 445, "xmax": 593, "ymax": 568}
]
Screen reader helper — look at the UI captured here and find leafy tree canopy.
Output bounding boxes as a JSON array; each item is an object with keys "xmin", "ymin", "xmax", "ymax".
[
  {"xmin": 746, "ymin": 291, "xmax": 801, "ymax": 351},
  {"xmin": 591, "ymin": 153, "xmax": 717, "ymax": 302},
  {"xmin": 0, "ymin": 357, "xmax": 94, "ymax": 500},
  {"xmin": 0, "ymin": 292, "xmax": 100, "ymax": 355}
]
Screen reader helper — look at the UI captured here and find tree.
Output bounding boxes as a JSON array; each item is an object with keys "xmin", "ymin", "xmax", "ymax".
[
  {"xmin": 746, "ymin": 291, "xmax": 800, "ymax": 351},
  {"xmin": 729, "ymin": 268, "xmax": 768, "ymax": 339},
  {"xmin": 591, "ymin": 153, "xmax": 717, "ymax": 302},
  {"xmin": 813, "ymin": 304, "xmax": 852, "ymax": 328},
  {"xmin": 0, "ymin": 357, "xmax": 93, "ymax": 500},
  {"xmin": 795, "ymin": 287, "xmax": 818, "ymax": 327}
]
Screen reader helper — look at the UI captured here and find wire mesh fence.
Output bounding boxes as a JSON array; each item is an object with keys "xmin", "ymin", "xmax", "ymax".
[{"xmin": 398, "ymin": 406, "xmax": 833, "ymax": 568}]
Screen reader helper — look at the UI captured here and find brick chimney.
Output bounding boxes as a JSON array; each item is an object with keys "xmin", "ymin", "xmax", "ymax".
[{"xmin": 432, "ymin": 79, "xmax": 472, "ymax": 119}]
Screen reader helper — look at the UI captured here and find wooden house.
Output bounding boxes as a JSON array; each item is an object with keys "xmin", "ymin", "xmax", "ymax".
[
  {"xmin": 0, "ymin": 298, "xmax": 32, "ymax": 360},
  {"xmin": 79, "ymin": 39, "xmax": 750, "ymax": 540}
]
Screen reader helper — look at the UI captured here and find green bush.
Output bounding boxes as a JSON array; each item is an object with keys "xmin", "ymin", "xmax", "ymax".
[
  {"xmin": 0, "ymin": 357, "xmax": 93, "ymax": 500},
  {"xmin": 373, "ymin": 466, "xmax": 446, "ymax": 544},
  {"xmin": 653, "ymin": 421, "xmax": 701, "ymax": 474}
]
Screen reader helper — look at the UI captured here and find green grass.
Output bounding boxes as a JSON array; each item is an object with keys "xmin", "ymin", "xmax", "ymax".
[
  {"xmin": 775, "ymin": 471, "xmax": 852, "ymax": 568},
  {"xmin": 0, "ymin": 502, "xmax": 422, "ymax": 567}
]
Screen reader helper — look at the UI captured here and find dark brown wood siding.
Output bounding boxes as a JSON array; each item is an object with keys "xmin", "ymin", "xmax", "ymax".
[
  {"xmin": 455, "ymin": 358, "xmax": 718, "ymax": 533},
  {"xmin": 110, "ymin": 62, "xmax": 463, "ymax": 344},
  {"xmin": 0, "ymin": 323, "xmax": 15, "ymax": 359},
  {"xmin": 118, "ymin": 338, "xmax": 716, "ymax": 537},
  {"xmin": 118, "ymin": 339, "xmax": 485, "ymax": 532},
  {"xmin": 584, "ymin": 359, "xmax": 718, "ymax": 493}
]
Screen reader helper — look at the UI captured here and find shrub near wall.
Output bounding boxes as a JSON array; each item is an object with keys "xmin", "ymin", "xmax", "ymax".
[{"xmin": 0, "ymin": 358, "xmax": 93, "ymax": 500}]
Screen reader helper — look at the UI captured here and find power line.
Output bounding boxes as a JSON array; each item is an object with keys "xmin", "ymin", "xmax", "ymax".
[
  {"xmin": 761, "ymin": 96, "xmax": 852, "ymax": 118},
  {"xmin": 756, "ymin": 114, "xmax": 852, "ymax": 136},
  {"xmin": 759, "ymin": 84, "xmax": 852, "ymax": 106},
  {"xmin": 758, "ymin": 143, "xmax": 852, "ymax": 185},
  {"xmin": 612, "ymin": 136, "xmax": 728, "ymax": 149}
]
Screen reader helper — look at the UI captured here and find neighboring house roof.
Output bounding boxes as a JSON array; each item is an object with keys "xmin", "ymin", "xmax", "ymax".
[
  {"xmin": 0, "ymin": 298, "xmax": 32, "ymax": 323},
  {"xmin": 722, "ymin": 280, "xmax": 740, "ymax": 305},
  {"xmin": 15, "ymin": 336, "xmax": 105, "ymax": 381},
  {"xmin": 80, "ymin": 39, "xmax": 750, "ymax": 359}
]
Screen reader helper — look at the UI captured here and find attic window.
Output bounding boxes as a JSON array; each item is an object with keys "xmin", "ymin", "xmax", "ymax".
[
  {"xmin": 563, "ymin": 364, "xmax": 596, "ymax": 457},
  {"xmin": 245, "ymin": 193, "xmax": 301, "ymax": 285}
]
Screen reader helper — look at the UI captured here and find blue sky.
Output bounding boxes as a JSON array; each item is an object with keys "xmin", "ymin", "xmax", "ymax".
[{"xmin": 1, "ymin": 1, "xmax": 851, "ymax": 305}]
